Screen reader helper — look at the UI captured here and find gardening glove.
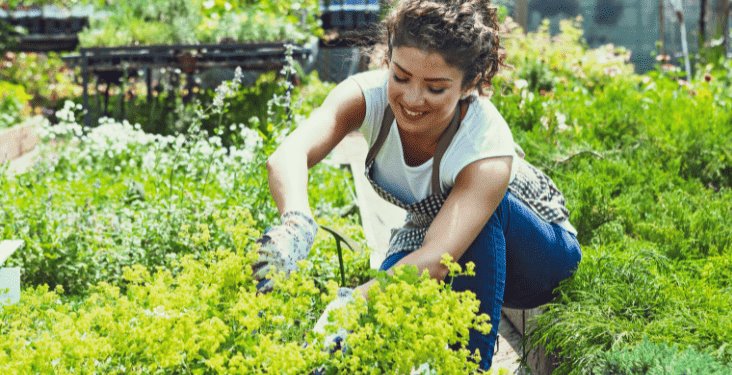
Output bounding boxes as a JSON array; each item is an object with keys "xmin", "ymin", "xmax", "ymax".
[
  {"xmin": 313, "ymin": 287, "xmax": 354, "ymax": 353},
  {"xmin": 252, "ymin": 210, "xmax": 318, "ymax": 293}
]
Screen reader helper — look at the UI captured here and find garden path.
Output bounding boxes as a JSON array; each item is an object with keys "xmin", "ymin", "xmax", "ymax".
[{"xmin": 330, "ymin": 131, "xmax": 527, "ymax": 374}]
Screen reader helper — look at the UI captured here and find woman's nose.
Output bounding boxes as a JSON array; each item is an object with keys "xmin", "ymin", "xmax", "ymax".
[{"xmin": 403, "ymin": 86, "xmax": 425, "ymax": 106}]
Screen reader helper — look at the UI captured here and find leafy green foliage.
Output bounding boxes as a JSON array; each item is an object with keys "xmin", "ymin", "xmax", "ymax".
[
  {"xmin": 0, "ymin": 52, "xmax": 79, "ymax": 110},
  {"xmin": 1, "ymin": 11, "xmax": 731, "ymax": 373},
  {"xmin": 72, "ymin": 70, "xmax": 334, "ymax": 146},
  {"xmin": 530, "ymin": 241, "xmax": 732, "ymax": 374},
  {"xmin": 313, "ymin": 260, "xmax": 491, "ymax": 374},
  {"xmin": 0, "ymin": 234, "xmax": 493, "ymax": 373},
  {"xmin": 0, "ymin": 19, "xmax": 22, "ymax": 53},
  {"xmin": 488, "ymin": 17, "xmax": 732, "ymax": 373},
  {"xmin": 591, "ymin": 339, "xmax": 732, "ymax": 374},
  {"xmin": 0, "ymin": 81, "xmax": 30, "ymax": 129},
  {"xmin": 77, "ymin": 0, "xmax": 321, "ymax": 47}
]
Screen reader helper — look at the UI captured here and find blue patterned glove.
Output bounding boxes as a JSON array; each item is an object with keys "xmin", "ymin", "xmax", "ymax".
[
  {"xmin": 252, "ymin": 210, "xmax": 318, "ymax": 293},
  {"xmin": 313, "ymin": 287, "xmax": 354, "ymax": 352}
]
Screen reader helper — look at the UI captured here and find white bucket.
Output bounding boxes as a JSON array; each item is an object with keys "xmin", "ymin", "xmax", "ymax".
[
  {"xmin": 0, "ymin": 268, "xmax": 20, "ymax": 305},
  {"xmin": 0, "ymin": 240, "xmax": 23, "ymax": 306}
]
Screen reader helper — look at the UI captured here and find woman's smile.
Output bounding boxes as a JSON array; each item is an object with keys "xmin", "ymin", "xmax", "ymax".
[
  {"xmin": 387, "ymin": 46, "xmax": 468, "ymax": 139},
  {"xmin": 400, "ymin": 104, "xmax": 427, "ymax": 121}
]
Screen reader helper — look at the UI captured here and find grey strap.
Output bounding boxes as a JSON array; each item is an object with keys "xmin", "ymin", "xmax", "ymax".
[
  {"xmin": 365, "ymin": 104, "xmax": 395, "ymax": 166},
  {"xmin": 365, "ymin": 103, "xmax": 462, "ymax": 195},
  {"xmin": 431, "ymin": 104, "xmax": 462, "ymax": 194}
]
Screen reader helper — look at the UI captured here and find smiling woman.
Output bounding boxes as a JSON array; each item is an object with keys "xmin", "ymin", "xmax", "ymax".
[
  {"xmin": 254, "ymin": 0, "xmax": 582, "ymax": 371},
  {"xmin": 387, "ymin": 47, "xmax": 465, "ymax": 160}
]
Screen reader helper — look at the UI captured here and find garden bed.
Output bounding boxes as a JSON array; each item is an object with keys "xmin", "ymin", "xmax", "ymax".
[
  {"xmin": 0, "ymin": 117, "xmax": 42, "ymax": 164},
  {"xmin": 1, "ymin": 11, "xmax": 731, "ymax": 374},
  {"xmin": 502, "ymin": 307, "xmax": 556, "ymax": 375}
]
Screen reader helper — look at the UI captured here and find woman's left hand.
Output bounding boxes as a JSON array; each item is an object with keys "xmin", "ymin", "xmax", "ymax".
[{"xmin": 313, "ymin": 287, "xmax": 354, "ymax": 352}]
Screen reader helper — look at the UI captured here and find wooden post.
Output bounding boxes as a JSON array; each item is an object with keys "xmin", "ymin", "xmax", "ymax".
[
  {"xmin": 670, "ymin": 0, "xmax": 692, "ymax": 79},
  {"xmin": 659, "ymin": 0, "xmax": 666, "ymax": 55},
  {"xmin": 708, "ymin": 0, "xmax": 730, "ymax": 59},
  {"xmin": 515, "ymin": 0, "xmax": 529, "ymax": 32},
  {"xmin": 700, "ymin": 0, "xmax": 707, "ymax": 48},
  {"xmin": 81, "ymin": 49, "xmax": 91, "ymax": 127},
  {"xmin": 723, "ymin": 0, "xmax": 730, "ymax": 56}
]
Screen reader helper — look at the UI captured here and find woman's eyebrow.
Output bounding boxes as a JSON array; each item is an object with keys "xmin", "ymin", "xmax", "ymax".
[{"xmin": 393, "ymin": 61, "xmax": 453, "ymax": 82}]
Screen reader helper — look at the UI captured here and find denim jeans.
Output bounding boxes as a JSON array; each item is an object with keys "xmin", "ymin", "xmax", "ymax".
[{"xmin": 379, "ymin": 191, "xmax": 582, "ymax": 370}]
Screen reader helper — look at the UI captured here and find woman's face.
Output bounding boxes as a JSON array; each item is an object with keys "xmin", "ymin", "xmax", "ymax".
[{"xmin": 387, "ymin": 46, "xmax": 468, "ymax": 139}]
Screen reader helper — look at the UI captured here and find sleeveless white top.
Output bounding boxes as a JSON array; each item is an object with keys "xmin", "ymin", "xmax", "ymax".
[{"xmin": 350, "ymin": 69, "xmax": 517, "ymax": 204}]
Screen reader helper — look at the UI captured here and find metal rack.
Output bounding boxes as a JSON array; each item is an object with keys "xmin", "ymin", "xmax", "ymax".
[
  {"xmin": 0, "ymin": 5, "xmax": 90, "ymax": 52},
  {"xmin": 63, "ymin": 42, "xmax": 314, "ymax": 126},
  {"xmin": 320, "ymin": 0, "xmax": 382, "ymax": 31}
]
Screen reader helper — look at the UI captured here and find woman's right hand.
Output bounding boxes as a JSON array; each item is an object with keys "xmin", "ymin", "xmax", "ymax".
[
  {"xmin": 256, "ymin": 76, "xmax": 365, "ymax": 293},
  {"xmin": 252, "ymin": 210, "xmax": 318, "ymax": 293}
]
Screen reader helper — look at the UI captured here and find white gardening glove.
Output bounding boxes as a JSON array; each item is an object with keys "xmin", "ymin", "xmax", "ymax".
[
  {"xmin": 252, "ymin": 210, "xmax": 318, "ymax": 293},
  {"xmin": 313, "ymin": 287, "xmax": 354, "ymax": 353}
]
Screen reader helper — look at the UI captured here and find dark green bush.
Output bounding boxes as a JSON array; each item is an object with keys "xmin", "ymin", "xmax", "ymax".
[{"xmin": 591, "ymin": 339, "xmax": 731, "ymax": 375}]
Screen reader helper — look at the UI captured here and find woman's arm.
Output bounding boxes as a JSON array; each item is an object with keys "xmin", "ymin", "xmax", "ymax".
[
  {"xmin": 267, "ymin": 78, "xmax": 367, "ymax": 216},
  {"xmin": 355, "ymin": 155, "xmax": 512, "ymax": 296}
]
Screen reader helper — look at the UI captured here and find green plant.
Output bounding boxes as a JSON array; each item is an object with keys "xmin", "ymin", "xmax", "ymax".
[
  {"xmin": 488, "ymin": 18, "xmax": 732, "ymax": 373},
  {"xmin": 0, "ymin": 232, "xmax": 495, "ymax": 373},
  {"xmin": 591, "ymin": 339, "xmax": 731, "ymax": 374},
  {"xmin": 0, "ymin": 80, "xmax": 31, "ymax": 129},
  {"xmin": 312, "ymin": 258, "xmax": 492, "ymax": 373},
  {"xmin": 0, "ymin": 52, "xmax": 79, "ymax": 109},
  {"xmin": 78, "ymin": 0, "xmax": 321, "ymax": 47}
]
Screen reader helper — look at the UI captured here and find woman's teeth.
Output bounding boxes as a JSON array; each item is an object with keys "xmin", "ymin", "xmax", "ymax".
[{"xmin": 405, "ymin": 109, "xmax": 424, "ymax": 116}]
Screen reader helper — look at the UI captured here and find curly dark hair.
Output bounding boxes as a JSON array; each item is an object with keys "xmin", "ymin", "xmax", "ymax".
[{"xmin": 382, "ymin": 0, "xmax": 504, "ymax": 95}]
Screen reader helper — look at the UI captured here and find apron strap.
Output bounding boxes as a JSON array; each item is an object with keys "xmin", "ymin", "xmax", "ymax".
[
  {"xmin": 365, "ymin": 103, "xmax": 463, "ymax": 195},
  {"xmin": 365, "ymin": 104, "xmax": 395, "ymax": 166},
  {"xmin": 431, "ymin": 104, "xmax": 462, "ymax": 195}
]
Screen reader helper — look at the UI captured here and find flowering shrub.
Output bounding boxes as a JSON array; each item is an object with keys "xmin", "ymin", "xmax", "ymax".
[
  {"xmin": 482, "ymin": 18, "xmax": 732, "ymax": 373},
  {"xmin": 312, "ymin": 258, "xmax": 491, "ymax": 374},
  {"xmin": 0, "ymin": 52, "xmax": 79, "ymax": 110},
  {"xmin": 0, "ymin": 97, "xmax": 358, "ymax": 294},
  {"xmin": 0, "ymin": 246, "xmax": 495, "ymax": 373},
  {"xmin": 498, "ymin": 18, "xmax": 635, "ymax": 92},
  {"xmin": 2, "ymin": 14, "xmax": 731, "ymax": 372}
]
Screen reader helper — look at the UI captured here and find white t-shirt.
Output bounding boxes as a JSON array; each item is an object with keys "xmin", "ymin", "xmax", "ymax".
[{"xmin": 349, "ymin": 69, "xmax": 517, "ymax": 204}]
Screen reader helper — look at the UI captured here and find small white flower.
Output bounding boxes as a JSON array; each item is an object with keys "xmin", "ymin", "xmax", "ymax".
[
  {"xmin": 515, "ymin": 79, "xmax": 529, "ymax": 90},
  {"xmin": 540, "ymin": 115, "xmax": 550, "ymax": 130},
  {"xmin": 556, "ymin": 112, "xmax": 570, "ymax": 132}
]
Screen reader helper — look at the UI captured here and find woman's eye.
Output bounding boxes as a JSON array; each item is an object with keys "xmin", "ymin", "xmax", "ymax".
[
  {"xmin": 393, "ymin": 74, "xmax": 408, "ymax": 83},
  {"xmin": 429, "ymin": 87, "xmax": 446, "ymax": 94}
]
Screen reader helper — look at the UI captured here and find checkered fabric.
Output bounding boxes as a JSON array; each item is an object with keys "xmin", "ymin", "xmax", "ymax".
[
  {"xmin": 364, "ymin": 163, "xmax": 450, "ymax": 259},
  {"xmin": 508, "ymin": 158, "xmax": 570, "ymax": 224},
  {"xmin": 366, "ymin": 105, "xmax": 571, "ymax": 260}
]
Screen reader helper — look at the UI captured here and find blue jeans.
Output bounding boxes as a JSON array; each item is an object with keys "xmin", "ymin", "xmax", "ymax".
[{"xmin": 379, "ymin": 192, "xmax": 582, "ymax": 370}]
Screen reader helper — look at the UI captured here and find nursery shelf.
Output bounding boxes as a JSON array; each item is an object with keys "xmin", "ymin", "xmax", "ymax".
[{"xmin": 62, "ymin": 42, "xmax": 314, "ymax": 126}]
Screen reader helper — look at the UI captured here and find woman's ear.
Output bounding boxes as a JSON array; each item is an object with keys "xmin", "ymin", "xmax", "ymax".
[{"xmin": 461, "ymin": 77, "xmax": 481, "ymax": 99}]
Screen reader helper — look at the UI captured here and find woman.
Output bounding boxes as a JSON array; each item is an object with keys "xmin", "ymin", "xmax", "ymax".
[{"xmin": 252, "ymin": 0, "xmax": 582, "ymax": 369}]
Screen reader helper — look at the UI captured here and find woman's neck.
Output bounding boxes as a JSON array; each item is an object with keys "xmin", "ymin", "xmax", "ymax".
[{"xmin": 397, "ymin": 101, "xmax": 468, "ymax": 167}]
